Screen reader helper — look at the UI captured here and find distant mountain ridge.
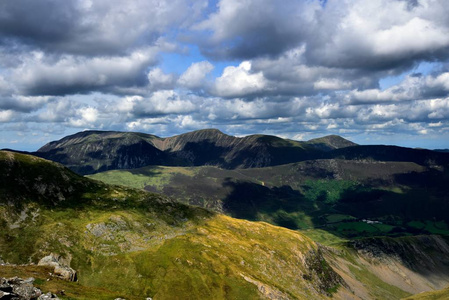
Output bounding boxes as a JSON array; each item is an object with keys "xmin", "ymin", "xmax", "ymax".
[
  {"xmin": 33, "ymin": 128, "xmax": 449, "ymax": 176},
  {"xmin": 34, "ymin": 129, "xmax": 357, "ymax": 174}
]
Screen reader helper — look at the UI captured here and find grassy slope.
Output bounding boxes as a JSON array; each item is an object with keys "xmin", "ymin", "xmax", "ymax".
[
  {"xmin": 404, "ymin": 287, "xmax": 449, "ymax": 300},
  {"xmin": 4, "ymin": 151, "xmax": 449, "ymax": 300},
  {"xmin": 0, "ymin": 265, "xmax": 141, "ymax": 300},
  {"xmin": 0, "ymin": 151, "xmax": 342, "ymax": 299}
]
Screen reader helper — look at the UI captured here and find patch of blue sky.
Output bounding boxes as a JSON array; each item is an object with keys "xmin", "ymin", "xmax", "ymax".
[
  {"xmin": 379, "ymin": 61, "xmax": 441, "ymax": 90},
  {"xmin": 160, "ymin": 44, "xmax": 239, "ymax": 78}
]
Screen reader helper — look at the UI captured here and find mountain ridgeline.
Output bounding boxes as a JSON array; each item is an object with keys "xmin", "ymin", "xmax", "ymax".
[{"xmin": 34, "ymin": 129, "xmax": 358, "ymax": 174}]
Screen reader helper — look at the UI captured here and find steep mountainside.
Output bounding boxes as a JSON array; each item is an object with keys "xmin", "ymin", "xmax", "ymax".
[
  {"xmin": 3, "ymin": 151, "xmax": 449, "ymax": 299},
  {"xmin": 34, "ymin": 129, "xmax": 357, "ymax": 174},
  {"xmin": 0, "ymin": 150, "xmax": 344, "ymax": 299},
  {"xmin": 35, "ymin": 131, "xmax": 172, "ymax": 174}
]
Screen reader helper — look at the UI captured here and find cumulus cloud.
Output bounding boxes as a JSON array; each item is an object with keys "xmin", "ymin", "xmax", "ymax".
[
  {"xmin": 195, "ymin": 0, "xmax": 449, "ymax": 72},
  {"xmin": 13, "ymin": 47, "xmax": 160, "ymax": 95},
  {"xmin": 69, "ymin": 106, "xmax": 99, "ymax": 127},
  {"xmin": 2, "ymin": 0, "xmax": 449, "ymax": 149},
  {"xmin": 178, "ymin": 61, "xmax": 214, "ymax": 89},
  {"xmin": 0, "ymin": 110, "xmax": 15, "ymax": 123},
  {"xmin": 345, "ymin": 71, "xmax": 449, "ymax": 104},
  {"xmin": 0, "ymin": 0, "xmax": 207, "ymax": 56},
  {"xmin": 0, "ymin": 95, "xmax": 51, "ymax": 113},
  {"xmin": 194, "ymin": 0, "xmax": 319, "ymax": 59},
  {"xmin": 147, "ymin": 68, "xmax": 177, "ymax": 91},
  {"xmin": 120, "ymin": 91, "xmax": 197, "ymax": 117},
  {"xmin": 214, "ymin": 61, "xmax": 268, "ymax": 97},
  {"xmin": 306, "ymin": 0, "xmax": 449, "ymax": 70}
]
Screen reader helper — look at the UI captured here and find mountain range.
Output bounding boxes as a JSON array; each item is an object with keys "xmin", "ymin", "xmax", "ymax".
[
  {"xmin": 34, "ymin": 129, "xmax": 357, "ymax": 174},
  {"xmin": 2, "ymin": 129, "xmax": 449, "ymax": 299}
]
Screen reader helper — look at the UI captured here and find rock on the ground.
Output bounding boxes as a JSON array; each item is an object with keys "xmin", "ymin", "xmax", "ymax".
[
  {"xmin": 38, "ymin": 253, "xmax": 77, "ymax": 282},
  {"xmin": 38, "ymin": 292, "xmax": 60, "ymax": 299},
  {"xmin": 0, "ymin": 276, "xmax": 42, "ymax": 300}
]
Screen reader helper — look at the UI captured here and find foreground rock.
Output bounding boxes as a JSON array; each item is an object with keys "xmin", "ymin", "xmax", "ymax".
[
  {"xmin": 0, "ymin": 277, "xmax": 59, "ymax": 300},
  {"xmin": 37, "ymin": 254, "xmax": 77, "ymax": 282}
]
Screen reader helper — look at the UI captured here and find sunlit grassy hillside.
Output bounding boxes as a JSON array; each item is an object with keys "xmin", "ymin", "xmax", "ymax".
[{"xmin": 0, "ymin": 151, "xmax": 342, "ymax": 299}]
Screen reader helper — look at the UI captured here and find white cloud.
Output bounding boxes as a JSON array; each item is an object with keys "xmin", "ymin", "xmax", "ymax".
[
  {"xmin": 373, "ymin": 17, "xmax": 449, "ymax": 56},
  {"xmin": 178, "ymin": 61, "xmax": 214, "ymax": 89},
  {"xmin": 214, "ymin": 61, "xmax": 267, "ymax": 97},
  {"xmin": 309, "ymin": 0, "xmax": 449, "ymax": 69},
  {"xmin": 314, "ymin": 78, "xmax": 352, "ymax": 90},
  {"xmin": 147, "ymin": 68, "xmax": 177, "ymax": 91},
  {"xmin": 69, "ymin": 107, "xmax": 99, "ymax": 127},
  {"xmin": 0, "ymin": 110, "xmax": 15, "ymax": 122},
  {"xmin": 130, "ymin": 90, "xmax": 197, "ymax": 116}
]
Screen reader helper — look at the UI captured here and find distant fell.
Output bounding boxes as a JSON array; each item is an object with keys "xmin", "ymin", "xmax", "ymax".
[
  {"xmin": 35, "ymin": 129, "xmax": 356, "ymax": 174},
  {"xmin": 307, "ymin": 135, "xmax": 357, "ymax": 151},
  {"xmin": 36, "ymin": 130, "xmax": 172, "ymax": 175}
]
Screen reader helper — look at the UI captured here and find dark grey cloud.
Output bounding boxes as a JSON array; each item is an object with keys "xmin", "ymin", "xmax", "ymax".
[
  {"xmin": 11, "ymin": 46, "xmax": 166, "ymax": 96},
  {"xmin": 0, "ymin": 96, "xmax": 49, "ymax": 113},
  {"xmin": 193, "ymin": 0, "xmax": 318, "ymax": 60},
  {"xmin": 0, "ymin": 0, "xmax": 206, "ymax": 56},
  {"xmin": 0, "ymin": 0, "xmax": 79, "ymax": 45},
  {"xmin": 196, "ymin": 0, "xmax": 449, "ymax": 74}
]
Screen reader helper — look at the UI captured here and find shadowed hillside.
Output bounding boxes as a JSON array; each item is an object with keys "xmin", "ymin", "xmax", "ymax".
[
  {"xmin": 33, "ymin": 129, "xmax": 357, "ymax": 174},
  {"xmin": 89, "ymin": 158, "xmax": 449, "ymax": 240}
]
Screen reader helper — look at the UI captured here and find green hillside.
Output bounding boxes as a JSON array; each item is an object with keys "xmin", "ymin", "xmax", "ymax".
[
  {"xmin": 4, "ymin": 150, "xmax": 449, "ymax": 299},
  {"xmin": 0, "ymin": 151, "xmax": 343, "ymax": 299}
]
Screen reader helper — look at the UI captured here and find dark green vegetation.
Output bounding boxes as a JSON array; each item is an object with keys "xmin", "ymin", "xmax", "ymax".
[
  {"xmin": 90, "ymin": 158, "xmax": 449, "ymax": 241},
  {"xmin": 0, "ymin": 151, "xmax": 344, "ymax": 299},
  {"xmin": 34, "ymin": 129, "xmax": 357, "ymax": 174},
  {"xmin": 4, "ymin": 129, "xmax": 449, "ymax": 299}
]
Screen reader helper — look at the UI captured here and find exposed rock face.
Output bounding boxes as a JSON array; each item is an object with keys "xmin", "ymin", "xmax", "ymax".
[
  {"xmin": 349, "ymin": 235, "xmax": 449, "ymax": 272},
  {"xmin": 326, "ymin": 235, "xmax": 449, "ymax": 298},
  {"xmin": 0, "ymin": 277, "xmax": 58, "ymax": 300},
  {"xmin": 303, "ymin": 247, "xmax": 344, "ymax": 296},
  {"xmin": 37, "ymin": 254, "xmax": 77, "ymax": 282}
]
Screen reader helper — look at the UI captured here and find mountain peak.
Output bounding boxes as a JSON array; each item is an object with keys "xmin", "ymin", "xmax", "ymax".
[
  {"xmin": 174, "ymin": 128, "xmax": 227, "ymax": 139},
  {"xmin": 307, "ymin": 135, "xmax": 357, "ymax": 151},
  {"xmin": 34, "ymin": 129, "xmax": 360, "ymax": 174}
]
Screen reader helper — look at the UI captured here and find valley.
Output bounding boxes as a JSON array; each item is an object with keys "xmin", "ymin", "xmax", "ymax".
[
  {"xmin": 2, "ymin": 129, "xmax": 449, "ymax": 299},
  {"xmin": 88, "ymin": 159, "xmax": 449, "ymax": 241}
]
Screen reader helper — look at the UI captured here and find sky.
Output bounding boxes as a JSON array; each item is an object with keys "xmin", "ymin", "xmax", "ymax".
[{"xmin": 1, "ymin": 0, "xmax": 449, "ymax": 151}]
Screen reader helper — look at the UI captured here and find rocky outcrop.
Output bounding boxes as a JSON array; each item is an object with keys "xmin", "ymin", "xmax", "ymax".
[
  {"xmin": 37, "ymin": 254, "xmax": 77, "ymax": 282},
  {"xmin": 303, "ymin": 247, "xmax": 345, "ymax": 296},
  {"xmin": 0, "ymin": 277, "xmax": 60, "ymax": 300}
]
